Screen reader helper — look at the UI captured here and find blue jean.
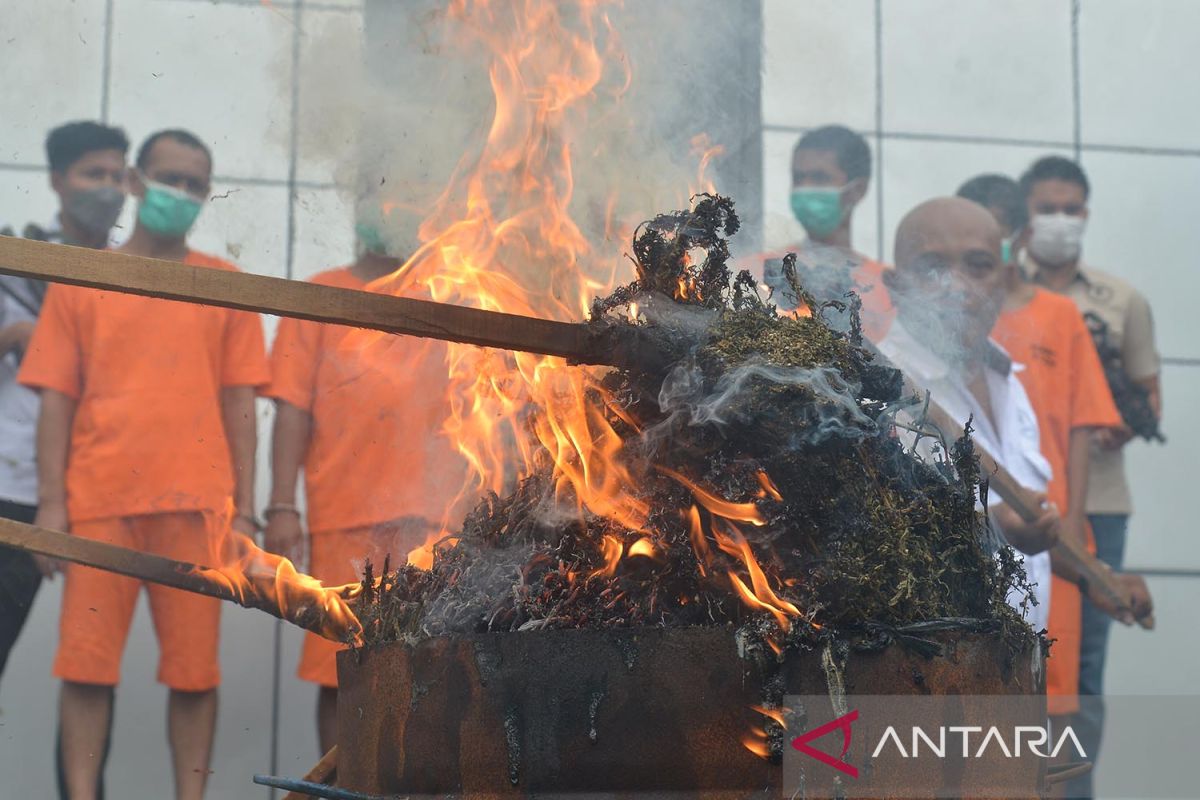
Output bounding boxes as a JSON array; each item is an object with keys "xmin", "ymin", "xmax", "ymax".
[{"xmin": 1066, "ymin": 513, "xmax": 1129, "ymax": 799}]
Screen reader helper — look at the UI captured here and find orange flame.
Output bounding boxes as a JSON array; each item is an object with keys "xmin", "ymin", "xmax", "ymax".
[
  {"xmin": 755, "ymin": 470, "xmax": 783, "ymax": 501},
  {"xmin": 657, "ymin": 466, "xmax": 766, "ymax": 526},
  {"xmin": 196, "ymin": 509, "xmax": 362, "ymax": 644},
  {"xmin": 627, "ymin": 537, "xmax": 660, "ymax": 559},
  {"xmin": 590, "ymin": 534, "xmax": 624, "ymax": 578},
  {"xmin": 711, "ymin": 520, "xmax": 800, "ymax": 632},
  {"xmin": 684, "ymin": 504, "xmax": 711, "ymax": 576},
  {"xmin": 360, "ymin": 0, "xmax": 653, "ymax": 547}
]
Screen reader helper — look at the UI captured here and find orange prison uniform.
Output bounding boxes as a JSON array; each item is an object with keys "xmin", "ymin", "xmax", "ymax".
[
  {"xmin": 993, "ymin": 288, "xmax": 1120, "ymax": 714},
  {"xmin": 754, "ymin": 247, "xmax": 895, "ymax": 342},
  {"xmin": 267, "ymin": 267, "xmax": 461, "ymax": 687},
  {"xmin": 19, "ymin": 251, "xmax": 269, "ymax": 690}
]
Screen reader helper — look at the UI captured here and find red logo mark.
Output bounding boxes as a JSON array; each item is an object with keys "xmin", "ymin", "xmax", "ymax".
[{"xmin": 791, "ymin": 709, "xmax": 860, "ymax": 778}]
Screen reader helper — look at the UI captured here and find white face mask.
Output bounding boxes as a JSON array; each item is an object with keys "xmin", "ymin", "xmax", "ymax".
[{"xmin": 1028, "ymin": 213, "xmax": 1086, "ymax": 266}]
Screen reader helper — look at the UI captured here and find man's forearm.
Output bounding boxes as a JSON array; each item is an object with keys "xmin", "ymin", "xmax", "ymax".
[
  {"xmin": 220, "ymin": 386, "xmax": 258, "ymax": 514},
  {"xmin": 1065, "ymin": 426, "xmax": 1093, "ymax": 540},
  {"xmin": 269, "ymin": 400, "xmax": 312, "ymax": 505},
  {"xmin": 36, "ymin": 389, "xmax": 77, "ymax": 505}
]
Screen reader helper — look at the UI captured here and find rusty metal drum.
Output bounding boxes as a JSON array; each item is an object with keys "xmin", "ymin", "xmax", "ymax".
[{"xmin": 335, "ymin": 626, "xmax": 1044, "ymax": 799}]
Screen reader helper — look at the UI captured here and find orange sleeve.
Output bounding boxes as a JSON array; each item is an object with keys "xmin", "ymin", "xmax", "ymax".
[
  {"xmin": 1067, "ymin": 310, "xmax": 1122, "ymax": 430},
  {"xmin": 220, "ymin": 309, "xmax": 270, "ymax": 388},
  {"xmin": 265, "ymin": 315, "xmax": 321, "ymax": 411},
  {"xmin": 17, "ymin": 284, "xmax": 84, "ymax": 399}
]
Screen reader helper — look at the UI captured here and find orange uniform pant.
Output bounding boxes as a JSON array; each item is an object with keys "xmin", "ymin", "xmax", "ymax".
[
  {"xmin": 55, "ymin": 512, "xmax": 222, "ymax": 691},
  {"xmin": 1045, "ymin": 523, "xmax": 1095, "ymax": 716},
  {"xmin": 299, "ymin": 520, "xmax": 431, "ymax": 688}
]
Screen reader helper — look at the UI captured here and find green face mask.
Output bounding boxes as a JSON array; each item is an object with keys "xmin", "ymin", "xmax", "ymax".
[
  {"xmin": 355, "ymin": 222, "xmax": 388, "ymax": 255},
  {"xmin": 789, "ymin": 186, "xmax": 846, "ymax": 239},
  {"xmin": 138, "ymin": 178, "xmax": 203, "ymax": 237}
]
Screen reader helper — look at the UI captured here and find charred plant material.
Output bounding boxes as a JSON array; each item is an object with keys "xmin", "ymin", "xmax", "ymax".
[
  {"xmin": 1083, "ymin": 311, "xmax": 1164, "ymax": 442},
  {"xmin": 351, "ymin": 195, "xmax": 1033, "ymax": 655}
]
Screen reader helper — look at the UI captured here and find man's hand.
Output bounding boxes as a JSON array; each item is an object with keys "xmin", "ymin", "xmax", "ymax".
[
  {"xmin": 1115, "ymin": 573, "xmax": 1155, "ymax": 629},
  {"xmin": 0, "ymin": 320, "xmax": 35, "ymax": 356},
  {"xmin": 1096, "ymin": 424, "xmax": 1134, "ymax": 451},
  {"xmin": 992, "ymin": 500, "xmax": 1061, "ymax": 555},
  {"xmin": 32, "ymin": 500, "xmax": 69, "ymax": 578},
  {"xmin": 264, "ymin": 510, "xmax": 305, "ymax": 568}
]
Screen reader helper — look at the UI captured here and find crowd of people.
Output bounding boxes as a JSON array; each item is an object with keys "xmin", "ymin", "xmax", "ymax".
[{"xmin": 0, "ymin": 120, "xmax": 1160, "ymax": 799}]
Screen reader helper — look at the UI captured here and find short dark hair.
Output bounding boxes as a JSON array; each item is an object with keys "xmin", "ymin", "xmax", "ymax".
[
  {"xmin": 1018, "ymin": 155, "xmax": 1090, "ymax": 201},
  {"xmin": 956, "ymin": 173, "xmax": 1028, "ymax": 232},
  {"xmin": 793, "ymin": 125, "xmax": 872, "ymax": 183},
  {"xmin": 45, "ymin": 121, "xmax": 129, "ymax": 173},
  {"xmin": 136, "ymin": 129, "xmax": 213, "ymax": 172}
]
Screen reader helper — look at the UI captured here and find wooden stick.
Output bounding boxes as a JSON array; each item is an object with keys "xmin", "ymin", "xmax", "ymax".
[
  {"xmin": 0, "ymin": 237, "xmax": 1134, "ymax": 615},
  {"xmin": 879, "ymin": 351, "xmax": 1134, "ymax": 617},
  {"xmin": 0, "ymin": 517, "xmax": 352, "ymax": 640},
  {"xmin": 0, "ymin": 237, "xmax": 599, "ymax": 362},
  {"xmin": 282, "ymin": 746, "xmax": 339, "ymax": 800}
]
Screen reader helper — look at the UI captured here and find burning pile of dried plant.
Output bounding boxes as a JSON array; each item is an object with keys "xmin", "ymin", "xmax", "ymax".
[{"xmin": 350, "ymin": 195, "xmax": 1033, "ymax": 656}]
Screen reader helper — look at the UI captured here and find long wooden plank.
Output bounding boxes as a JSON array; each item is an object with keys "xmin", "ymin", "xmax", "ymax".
[
  {"xmin": 0, "ymin": 236, "xmax": 1136, "ymax": 618},
  {"xmin": 0, "ymin": 237, "xmax": 598, "ymax": 362},
  {"xmin": 0, "ymin": 517, "xmax": 350, "ymax": 640},
  {"xmin": 867, "ymin": 342, "xmax": 1134, "ymax": 616}
]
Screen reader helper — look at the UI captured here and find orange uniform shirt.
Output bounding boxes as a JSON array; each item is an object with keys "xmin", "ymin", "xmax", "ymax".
[
  {"xmin": 754, "ymin": 248, "xmax": 895, "ymax": 342},
  {"xmin": 852, "ymin": 257, "xmax": 895, "ymax": 343},
  {"xmin": 266, "ymin": 267, "xmax": 463, "ymax": 534},
  {"xmin": 993, "ymin": 287, "xmax": 1121, "ymax": 712},
  {"xmin": 994, "ymin": 289, "xmax": 1121, "ymax": 512},
  {"xmin": 18, "ymin": 251, "xmax": 269, "ymax": 523}
]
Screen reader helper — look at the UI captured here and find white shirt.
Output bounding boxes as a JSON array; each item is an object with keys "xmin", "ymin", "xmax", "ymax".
[{"xmin": 877, "ymin": 320, "xmax": 1053, "ymax": 632}]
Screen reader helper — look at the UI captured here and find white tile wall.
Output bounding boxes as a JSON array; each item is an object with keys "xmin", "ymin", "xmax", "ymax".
[
  {"xmin": 1079, "ymin": 0, "xmax": 1200, "ymax": 151},
  {"xmin": 107, "ymin": 0, "xmax": 295, "ymax": 182},
  {"xmin": 295, "ymin": 8, "xmax": 366, "ymax": 187},
  {"xmin": 0, "ymin": 0, "xmax": 107, "ymax": 166},
  {"xmin": 762, "ymin": 0, "xmax": 876, "ymax": 132},
  {"xmin": 1124, "ymin": 364, "xmax": 1200, "ymax": 570},
  {"xmin": 1078, "ymin": 151, "xmax": 1200, "ymax": 361},
  {"xmin": 0, "ymin": 168, "xmax": 60, "ymax": 232},
  {"xmin": 291, "ymin": 187, "xmax": 357, "ymax": 282},
  {"xmin": 881, "ymin": 0, "xmax": 1075, "ymax": 142},
  {"xmin": 761, "ymin": 129, "xmax": 881, "ymax": 261},
  {"xmin": 189, "ymin": 183, "xmax": 291, "ymax": 277}
]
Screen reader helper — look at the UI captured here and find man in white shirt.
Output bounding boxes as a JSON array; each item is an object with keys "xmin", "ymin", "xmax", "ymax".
[
  {"xmin": 877, "ymin": 197, "xmax": 1059, "ymax": 629},
  {"xmin": 0, "ymin": 121, "xmax": 129, "ymax": 686}
]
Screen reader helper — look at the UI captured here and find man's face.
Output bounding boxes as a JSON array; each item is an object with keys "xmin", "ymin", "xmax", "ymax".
[
  {"xmin": 1026, "ymin": 178, "xmax": 1088, "ymax": 220},
  {"xmin": 134, "ymin": 137, "xmax": 211, "ymax": 201},
  {"xmin": 892, "ymin": 204, "xmax": 1006, "ymax": 359},
  {"xmin": 792, "ymin": 148, "xmax": 848, "ymax": 189},
  {"xmin": 50, "ymin": 148, "xmax": 126, "ymax": 200}
]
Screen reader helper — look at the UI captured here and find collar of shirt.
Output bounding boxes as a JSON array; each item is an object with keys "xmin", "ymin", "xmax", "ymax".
[
  {"xmin": 877, "ymin": 319, "xmax": 1050, "ymax": 498},
  {"xmin": 1022, "ymin": 251, "xmax": 1091, "ymax": 290}
]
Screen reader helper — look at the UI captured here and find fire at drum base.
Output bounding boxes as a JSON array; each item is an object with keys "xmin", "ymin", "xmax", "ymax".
[{"xmin": 335, "ymin": 625, "xmax": 1044, "ymax": 799}]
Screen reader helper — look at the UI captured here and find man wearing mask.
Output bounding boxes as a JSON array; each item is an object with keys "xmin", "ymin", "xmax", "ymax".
[
  {"xmin": 1018, "ymin": 155, "xmax": 1161, "ymax": 799},
  {"xmin": 0, "ymin": 121, "xmax": 128, "ymax": 686},
  {"xmin": 958, "ymin": 174, "xmax": 1123, "ymax": 738},
  {"xmin": 878, "ymin": 198, "xmax": 1151, "ymax": 637},
  {"xmin": 20, "ymin": 129, "xmax": 269, "ymax": 800},
  {"xmin": 265, "ymin": 202, "xmax": 463, "ymax": 753},
  {"xmin": 765, "ymin": 125, "xmax": 893, "ymax": 340}
]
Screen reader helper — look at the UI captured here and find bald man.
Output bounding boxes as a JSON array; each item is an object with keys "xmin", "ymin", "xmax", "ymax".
[
  {"xmin": 880, "ymin": 199, "xmax": 1154, "ymax": 637},
  {"xmin": 879, "ymin": 197, "xmax": 1059, "ymax": 629}
]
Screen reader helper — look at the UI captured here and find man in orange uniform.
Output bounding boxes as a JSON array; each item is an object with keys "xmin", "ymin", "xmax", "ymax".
[
  {"xmin": 20, "ymin": 129, "xmax": 268, "ymax": 800},
  {"xmin": 264, "ymin": 216, "xmax": 459, "ymax": 753},
  {"xmin": 763, "ymin": 125, "xmax": 893, "ymax": 340},
  {"xmin": 958, "ymin": 174, "xmax": 1121, "ymax": 726}
]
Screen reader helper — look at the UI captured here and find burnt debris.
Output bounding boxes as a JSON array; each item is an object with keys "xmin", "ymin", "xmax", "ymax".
[{"xmin": 349, "ymin": 195, "xmax": 1033, "ymax": 655}]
